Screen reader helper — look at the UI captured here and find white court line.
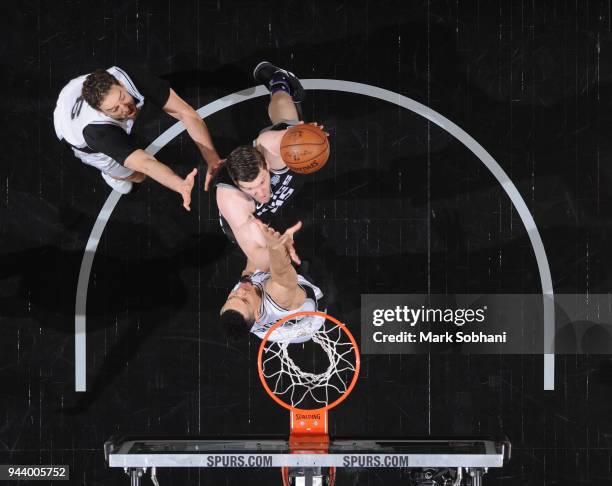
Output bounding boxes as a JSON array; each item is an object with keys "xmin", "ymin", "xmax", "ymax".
[{"xmin": 74, "ymin": 80, "xmax": 555, "ymax": 391}]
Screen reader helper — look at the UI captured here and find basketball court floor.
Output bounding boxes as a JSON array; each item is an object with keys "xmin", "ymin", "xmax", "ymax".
[{"xmin": 2, "ymin": 1, "xmax": 612, "ymax": 484}]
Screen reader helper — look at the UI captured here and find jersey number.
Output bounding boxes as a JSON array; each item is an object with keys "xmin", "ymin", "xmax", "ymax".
[{"xmin": 71, "ymin": 96, "xmax": 85, "ymax": 120}]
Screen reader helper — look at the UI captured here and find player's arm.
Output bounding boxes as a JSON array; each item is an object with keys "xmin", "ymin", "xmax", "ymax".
[
  {"xmin": 163, "ymin": 89, "xmax": 223, "ymax": 190},
  {"xmin": 124, "ymin": 149, "xmax": 197, "ymax": 211},
  {"xmin": 83, "ymin": 123, "xmax": 197, "ymax": 210},
  {"xmin": 243, "ymin": 258, "xmax": 258, "ymax": 276},
  {"xmin": 217, "ymin": 188, "xmax": 271, "ymax": 270},
  {"xmin": 255, "ymin": 130, "xmax": 287, "ymax": 171},
  {"xmin": 255, "ymin": 221, "xmax": 303, "ymax": 309}
]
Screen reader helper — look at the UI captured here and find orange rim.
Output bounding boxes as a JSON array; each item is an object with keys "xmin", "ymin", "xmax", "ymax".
[{"xmin": 257, "ymin": 310, "xmax": 360, "ymax": 413}]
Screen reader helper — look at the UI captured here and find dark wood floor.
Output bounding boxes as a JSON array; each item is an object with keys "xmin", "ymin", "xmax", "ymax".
[{"xmin": 2, "ymin": 1, "xmax": 612, "ymax": 484}]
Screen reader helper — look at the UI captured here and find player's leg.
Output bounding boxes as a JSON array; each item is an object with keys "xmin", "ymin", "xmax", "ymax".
[
  {"xmin": 121, "ymin": 172, "xmax": 146, "ymax": 183},
  {"xmin": 100, "ymin": 170, "xmax": 146, "ymax": 194},
  {"xmin": 100, "ymin": 172, "xmax": 133, "ymax": 194},
  {"xmin": 268, "ymin": 91, "xmax": 299, "ymax": 125},
  {"xmin": 73, "ymin": 149, "xmax": 139, "ymax": 194},
  {"xmin": 253, "ymin": 62, "xmax": 304, "ymax": 123}
]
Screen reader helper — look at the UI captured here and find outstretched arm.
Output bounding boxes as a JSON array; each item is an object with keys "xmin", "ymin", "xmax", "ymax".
[
  {"xmin": 217, "ymin": 188, "xmax": 272, "ymax": 270},
  {"xmin": 255, "ymin": 220, "xmax": 302, "ymax": 290},
  {"xmin": 163, "ymin": 89, "xmax": 223, "ymax": 190},
  {"xmin": 217, "ymin": 189, "xmax": 302, "ymax": 271},
  {"xmin": 124, "ymin": 149, "xmax": 197, "ymax": 211},
  {"xmin": 243, "ymin": 258, "xmax": 258, "ymax": 276}
]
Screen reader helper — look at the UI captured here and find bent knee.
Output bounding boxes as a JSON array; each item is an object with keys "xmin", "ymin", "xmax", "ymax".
[{"xmin": 127, "ymin": 172, "xmax": 146, "ymax": 183}]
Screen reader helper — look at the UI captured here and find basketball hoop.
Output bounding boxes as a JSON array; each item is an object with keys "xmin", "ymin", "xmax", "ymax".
[
  {"xmin": 257, "ymin": 310, "xmax": 360, "ymax": 423},
  {"xmin": 257, "ymin": 311, "xmax": 360, "ymax": 486}
]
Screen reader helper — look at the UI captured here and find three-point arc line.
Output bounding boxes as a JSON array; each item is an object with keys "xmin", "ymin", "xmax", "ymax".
[{"xmin": 74, "ymin": 80, "xmax": 555, "ymax": 392}]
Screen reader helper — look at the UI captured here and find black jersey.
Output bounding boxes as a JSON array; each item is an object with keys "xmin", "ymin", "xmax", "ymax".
[
  {"xmin": 214, "ymin": 162, "xmax": 305, "ymax": 243},
  {"xmin": 213, "ymin": 122, "xmax": 307, "ymax": 243}
]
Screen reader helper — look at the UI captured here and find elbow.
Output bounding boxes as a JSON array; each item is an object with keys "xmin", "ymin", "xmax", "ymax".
[
  {"xmin": 181, "ymin": 109, "xmax": 207, "ymax": 129},
  {"xmin": 124, "ymin": 150, "xmax": 152, "ymax": 174}
]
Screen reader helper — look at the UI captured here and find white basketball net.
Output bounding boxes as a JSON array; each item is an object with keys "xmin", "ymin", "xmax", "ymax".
[{"xmin": 260, "ymin": 317, "xmax": 358, "ymax": 409}]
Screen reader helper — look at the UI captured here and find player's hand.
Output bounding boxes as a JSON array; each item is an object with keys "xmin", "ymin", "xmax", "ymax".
[
  {"xmin": 300, "ymin": 121, "xmax": 329, "ymax": 137},
  {"xmin": 180, "ymin": 168, "xmax": 197, "ymax": 211},
  {"xmin": 255, "ymin": 220, "xmax": 302, "ymax": 265},
  {"xmin": 280, "ymin": 221, "xmax": 303, "ymax": 265},
  {"xmin": 204, "ymin": 158, "xmax": 225, "ymax": 191},
  {"xmin": 255, "ymin": 219, "xmax": 284, "ymax": 247}
]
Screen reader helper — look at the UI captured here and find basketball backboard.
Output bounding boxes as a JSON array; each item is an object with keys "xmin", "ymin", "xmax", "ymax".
[{"xmin": 104, "ymin": 435, "xmax": 510, "ymax": 486}]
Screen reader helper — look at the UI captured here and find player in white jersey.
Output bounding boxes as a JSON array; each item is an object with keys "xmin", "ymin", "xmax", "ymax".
[
  {"xmin": 219, "ymin": 220, "xmax": 324, "ymax": 343},
  {"xmin": 53, "ymin": 66, "xmax": 223, "ymax": 209}
]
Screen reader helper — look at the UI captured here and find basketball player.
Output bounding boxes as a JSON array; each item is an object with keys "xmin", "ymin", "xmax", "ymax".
[
  {"xmin": 54, "ymin": 66, "xmax": 223, "ymax": 210},
  {"xmin": 213, "ymin": 62, "xmax": 327, "ymax": 269},
  {"xmin": 219, "ymin": 220, "xmax": 324, "ymax": 343}
]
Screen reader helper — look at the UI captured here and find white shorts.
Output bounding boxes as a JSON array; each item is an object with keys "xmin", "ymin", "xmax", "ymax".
[
  {"xmin": 72, "ymin": 148, "xmax": 134, "ymax": 179},
  {"xmin": 252, "ymin": 314, "xmax": 326, "ymax": 344}
]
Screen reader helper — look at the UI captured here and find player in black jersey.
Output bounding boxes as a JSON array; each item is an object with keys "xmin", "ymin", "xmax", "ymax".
[{"xmin": 213, "ymin": 62, "xmax": 326, "ymax": 270}]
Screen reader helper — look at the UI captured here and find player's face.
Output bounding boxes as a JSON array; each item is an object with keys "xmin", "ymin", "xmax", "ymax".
[
  {"xmin": 99, "ymin": 83, "xmax": 138, "ymax": 120},
  {"xmin": 238, "ymin": 168, "xmax": 271, "ymax": 204},
  {"xmin": 221, "ymin": 279, "xmax": 261, "ymax": 322}
]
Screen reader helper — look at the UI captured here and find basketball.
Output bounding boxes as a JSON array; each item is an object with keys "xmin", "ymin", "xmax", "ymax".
[{"xmin": 280, "ymin": 123, "xmax": 330, "ymax": 174}]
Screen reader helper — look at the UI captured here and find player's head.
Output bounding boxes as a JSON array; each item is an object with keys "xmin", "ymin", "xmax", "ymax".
[
  {"xmin": 219, "ymin": 275, "xmax": 262, "ymax": 340},
  {"xmin": 82, "ymin": 69, "xmax": 138, "ymax": 120},
  {"xmin": 219, "ymin": 310, "xmax": 251, "ymax": 341},
  {"xmin": 226, "ymin": 146, "xmax": 271, "ymax": 204}
]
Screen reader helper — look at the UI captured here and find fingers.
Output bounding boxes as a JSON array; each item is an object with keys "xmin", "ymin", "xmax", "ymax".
[
  {"xmin": 182, "ymin": 186, "xmax": 192, "ymax": 211},
  {"xmin": 181, "ymin": 168, "xmax": 197, "ymax": 211},
  {"xmin": 254, "ymin": 220, "xmax": 280, "ymax": 242},
  {"xmin": 204, "ymin": 171, "xmax": 212, "ymax": 192},
  {"xmin": 288, "ymin": 245, "xmax": 301, "ymax": 265},
  {"xmin": 255, "ymin": 220, "xmax": 302, "ymax": 249},
  {"xmin": 254, "ymin": 219, "xmax": 276, "ymax": 235},
  {"xmin": 204, "ymin": 159, "xmax": 225, "ymax": 192},
  {"xmin": 284, "ymin": 221, "xmax": 302, "ymax": 236},
  {"xmin": 254, "ymin": 219, "xmax": 268, "ymax": 231},
  {"xmin": 308, "ymin": 121, "xmax": 329, "ymax": 137}
]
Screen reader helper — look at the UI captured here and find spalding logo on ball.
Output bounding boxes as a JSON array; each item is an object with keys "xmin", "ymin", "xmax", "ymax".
[{"xmin": 280, "ymin": 123, "xmax": 330, "ymax": 174}]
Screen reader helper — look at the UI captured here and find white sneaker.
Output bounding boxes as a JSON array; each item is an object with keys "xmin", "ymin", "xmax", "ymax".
[{"xmin": 101, "ymin": 172, "xmax": 133, "ymax": 194}]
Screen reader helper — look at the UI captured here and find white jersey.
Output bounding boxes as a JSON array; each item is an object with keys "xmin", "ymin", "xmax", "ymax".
[
  {"xmin": 232, "ymin": 271, "xmax": 325, "ymax": 343},
  {"xmin": 53, "ymin": 67, "xmax": 145, "ymax": 177}
]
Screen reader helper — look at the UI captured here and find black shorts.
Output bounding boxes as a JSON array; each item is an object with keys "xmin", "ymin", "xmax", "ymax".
[{"xmin": 257, "ymin": 119, "xmax": 300, "ymax": 137}]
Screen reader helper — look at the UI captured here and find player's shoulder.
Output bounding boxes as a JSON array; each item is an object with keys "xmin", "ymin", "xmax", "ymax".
[
  {"xmin": 216, "ymin": 183, "xmax": 249, "ymax": 203},
  {"xmin": 58, "ymin": 73, "xmax": 87, "ymax": 94},
  {"xmin": 216, "ymin": 185, "xmax": 254, "ymax": 222},
  {"xmin": 256, "ymin": 128, "xmax": 286, "ymax": 146}
]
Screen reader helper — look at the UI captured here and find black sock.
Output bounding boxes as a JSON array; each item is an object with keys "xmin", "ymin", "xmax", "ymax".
[{"xmin": 270, "ymin": 72, "xmax": 292, "ymax": 96}]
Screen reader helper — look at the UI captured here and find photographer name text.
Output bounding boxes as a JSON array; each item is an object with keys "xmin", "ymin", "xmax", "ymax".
[{"xmin": 370, "ymin": 305, "xmax": 507, "ymax": 344}]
